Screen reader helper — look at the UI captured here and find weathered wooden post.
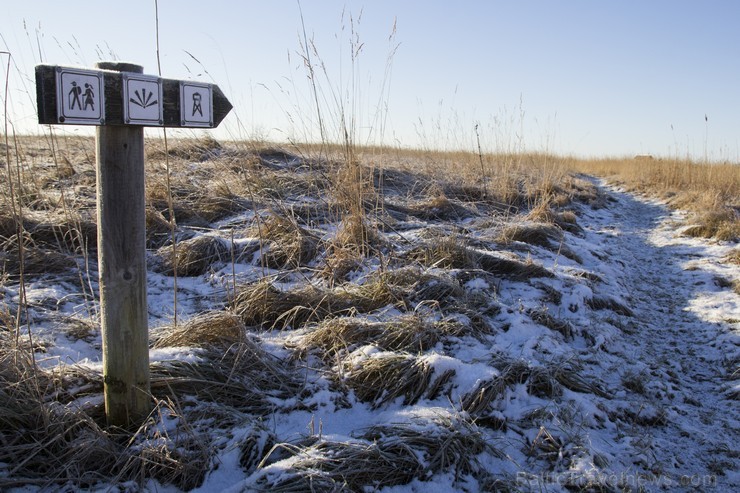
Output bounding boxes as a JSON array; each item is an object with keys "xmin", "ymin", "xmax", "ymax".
[
  {"xmin": 95, "ymin": 62, "xmax": 150, "ymax": 425},
  {"xmin": 35, "ymin": 61, "xmax": 232, "ymax": 426}
]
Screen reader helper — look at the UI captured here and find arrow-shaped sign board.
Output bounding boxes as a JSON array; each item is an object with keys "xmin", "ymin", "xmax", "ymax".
[{"xmin": 36, "ymin": 64, "xmax": 232, "ymax": 128}]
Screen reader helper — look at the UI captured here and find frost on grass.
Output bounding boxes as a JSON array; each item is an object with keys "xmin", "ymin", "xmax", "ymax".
[
  {"xmin": 3, "ymin": 139, "xmax": 739, "ymax": 492},
  {"xmin": 250, "ymin": 411, "xmax": 493, "ymax": 492}
]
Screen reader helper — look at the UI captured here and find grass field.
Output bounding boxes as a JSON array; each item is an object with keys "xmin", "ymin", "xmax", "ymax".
[{"xmin": 1, "ymin": 132, "xmax": 738, "ymax": 490}]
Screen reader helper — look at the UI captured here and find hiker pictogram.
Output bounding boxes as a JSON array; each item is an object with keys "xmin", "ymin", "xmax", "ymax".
[
  {"xmin": 68, "ymin": 81, "xmax": 82, "ymax": 110},
  {"xmin": 192, "ymin": 92, "xmax": 203, "ymax": 117},
  {"xmin": 130, "ymin": 88, "xmax": 158, "ymax": 109}
]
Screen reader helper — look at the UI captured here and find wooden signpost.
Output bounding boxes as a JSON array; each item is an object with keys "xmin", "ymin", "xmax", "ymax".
[{"xmin": 35, "ymin": 62, "xmax": 232, "ymax": 426}]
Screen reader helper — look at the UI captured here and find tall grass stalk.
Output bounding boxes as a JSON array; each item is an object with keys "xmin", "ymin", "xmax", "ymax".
[
  {"xmin": 155, "ymin": 0, "xmax": 178, "ymax": 325},
  {"xmin": 293, "ymin": 5, "xmax": 398, "ymax": 255},
  {"xmin": 474, "ymin": 123, "xmax": 488, "ymax": 199},
  {"xmin": 2, "ymin": 51, "xmax": 31, "ymax": 357}
]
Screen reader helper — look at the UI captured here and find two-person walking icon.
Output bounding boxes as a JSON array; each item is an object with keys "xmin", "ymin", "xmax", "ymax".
[{"xmin": 69, "ymin": 81, "xmax": 95, "ymax": 111}]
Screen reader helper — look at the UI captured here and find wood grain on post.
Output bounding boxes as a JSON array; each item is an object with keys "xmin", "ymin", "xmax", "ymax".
[{"xmin": 95, "ymin": 62, "xmax": 151, "ymax": 426}]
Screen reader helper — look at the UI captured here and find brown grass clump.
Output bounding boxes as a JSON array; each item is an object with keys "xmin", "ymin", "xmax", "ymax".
[
  {"xmin": 586, "ymin": 296, "xmax": 634, "ymax": 317},
  {"xmin": 461, "ymin": 359, "xmax": 531, "ymax": 415},
  {"xmin": 151, "ymin": 311, "xmax": 246, "ymax": 348},
  {"xmin": 254, "ymin": 439, "xmax": 421, "ymax": 491},
  {"xmin": 295, "ymin": 315, "xmax": 466, "ymax": 360},
  {"xmin": 317, "ymin": 245, "xmax": 363, "ymax": 285},
  {"xmin": 230, "ymin": 281, "xmax": 337, "ymax": 330},
  {"xmin": 524, "ymin": 197, "xmax": 584, "ymax": 235},
  {"xmin": 150, "ymin": 342, "xmax": 303, "ymax": 415},
  {"xmin": 158, "ymin": 234, "xmax": 229, "ymax": 277},
  {"xmin": 230, "ymin": 279, "xmax": 401, "ymax": 331},
  {"xmin": 147, "ymin": 135, "xmax": 223, "ymax": 162},
  {"xmin": 527, "ymin": 307, "xmax": 574, "ymax": 340},
  {"xmin": 0, "ymin": 337, "xmax": 211, "ymax": 491},
  {"xmin": 407, "ymin": 237, "xmax": 552, "ymax": 281},
  {"xmin": 256, "ymin": 214, "xmax": 318, "ymax": 269},
  {"xmin": 193, "ymin": 183, "xmax": 247, "ymax": 223},
  {"xmin": 238, "ymin": 422, "xmax": 278, "ymax": 475},
  {"xmin": 0, "ymin": 211, "xmax": 97, "ymax": 255},
  {"xmin": 332, "ymin": 214, "xmax": 385, "ymax": 256},
  {"xmin": 365, "ymin": 266, "xmax": 466, "ymax": 307},
  {"xmin": 549, "ymin": 361, "xmax": 610, "ymax": 398},
  {"xmin": 145, "ymin": 207, "xmax": 174, "ymax": 248},
  {"xmin": 255, "ymin": 412, "xmax": 490, "ymax": 491},
  {"xmin": 146, "ymin": 171, "xmax": 246, "ymax": 228},
  {"xmin": 461, "ymin": 357, "xmax": 609, "ymax": 416},
  {"xmin": 147, "ymin": 179, "xmax": 208, "ymax": 227},
  {"xmin": 357, "ymin": 412, "xmax": 494, "ymax": 474},
  {"xmin": 683, "ymin": 207, "xmax": 740, "ymax": 241},
  {"xmin": 407, "ymin": 235, "xmax": 478, "ymax": 269},
  {"xmin": 1, "ymin": 244, "xmax": 77, "ymax": 277},
  {"xmin": 477, "ymin": 252, "xmax": 553, "ymax": 280},
  {"xmin": 499, "ymin": 222, "xmax": 562, "ymax": 249},
  {"xmin": 725, "ymin": 249, "xmax": 740, "ymax": 265},
  {"xmin": 343, "ymin": 353, "xmax": 454, "ymax": 408},
  {"xmin": 408, "ymin": 194, "xmax": 474, "ymax": 221}
]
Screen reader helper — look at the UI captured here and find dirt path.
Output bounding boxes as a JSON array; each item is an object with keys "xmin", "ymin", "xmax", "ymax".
[{"xmin": 580, "ymin": 180, "xmax": 739, "ymax": 491}]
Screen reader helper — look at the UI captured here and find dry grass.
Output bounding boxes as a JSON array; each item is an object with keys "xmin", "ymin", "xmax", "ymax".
[
  {"xmin": 407, "ymin": 235, "xmax": 479, "ymax": 269},
  {"xmin": 151, "ymin": 310, "xmax": 246, "ymax": 348},
  {"xmin": 570, "ymin": 157, "xmax": 739, "ymax": 240},
  {"xmin": 683, "ymin": 207, "xmax": 740, "ymax": 241},
  {"xmin": 461, "ymin": 357, "xmax": 609, "ymax": 416},
  {"xmin": 230, "ymin": 278, "xmax": 403, "ymax": 330},
  {"xmin": 407, "ymin": 235, "xmax": 553, "ymax": 280},
  {"xmin": 294, "ymin": 315, "xmax": 467, "ymax": 360},
  {"xmin": 4, "ymin": 132, "xmax": 695, "ymax": 489},
  {"xmin": 157, "ymin": 234, "xmax": 229, "ymax": 277},
  {"xmin": 0, "ymin": 336, "xmax": 211, "ymax": 491},
  {"xmin": 586, "ymin": 296, "xmax": 634, "ymax": 317},
  {"xmin": 1, "ymin": 243, "xmax": 77, "ymax": 277},
  {"xmin": 461, "ymin": 358, "xmax": 531, "ymax": 415},
  {"xmin": 0, "ymin": 210, "xmax": 96, "ymax": 254},
  {"xmin": 342, "ymin": 353, "xmax": 455, "ymax": 408},
  {"xmin": 725, "ymin": 248, "xmax": 740, "ymax": 265},
  {"xmin": 255, "ymin": 214, "xmax": 319, "ymax": 269},
  {"xmin": 231, "ymin": 281, "xmax": 337, "ymax": 330},
  {"xmin": 527, "ymin": 307, "xmax": 575, "ymax": 340},
  {"xmin": 150, "ymin": 342, "xmax": 304, "ymax": 415},
  {"xmin": 254, "ymin": 411, "xmax": 490, "ymax": 491},
  {"xmin": 499, "ymin": 222, "xmax": 566, "ymax": 256},
  {"xmin": 255, "ymin": 439, "xmax": 421, "ymax": 491},
  {"xmin": 362, "ymin": 266, "xmax": 468, "ymax": 309},
  {"xmin": 317, "ymin": 245, "xmax": 363, "ymax": 285},
  {"xmin": 357, "ymin": 412, "xmax": 496, "ymax": 473},
  {"xmin": 331, "ymin": 213, "xmax": 385, "ymax": 255}
]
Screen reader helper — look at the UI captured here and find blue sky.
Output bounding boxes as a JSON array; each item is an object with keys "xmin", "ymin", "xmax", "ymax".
[{"xmin": 2, "ymin": 0, "xmax": 739, "ymax": 160}]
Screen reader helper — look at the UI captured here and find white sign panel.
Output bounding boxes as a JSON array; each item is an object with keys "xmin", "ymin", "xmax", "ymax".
[
  {"xmin": 123, "ymin": 74, "xmax": 163, "ymax": 126},
  {"xmin": 180, "ymin": 82, "xmax": 212, "ymax": 127},
  {"xmin": 56, "ymin": 68, "xmax": 104, "ymax": 124}
]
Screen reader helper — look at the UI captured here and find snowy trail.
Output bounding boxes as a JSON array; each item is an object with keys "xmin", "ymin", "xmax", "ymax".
[{"xmin": 579, "ymin": 180, "xmax": 739, "ymax": 491}]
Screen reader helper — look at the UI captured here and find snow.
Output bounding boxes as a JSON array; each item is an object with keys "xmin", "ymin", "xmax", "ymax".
[{"xmin": 6, "ymin": 177, "xmax": 739, "ymax": 492}]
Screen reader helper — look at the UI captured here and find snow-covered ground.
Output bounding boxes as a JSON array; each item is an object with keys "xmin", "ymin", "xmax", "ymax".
[{"xmin": 5, "ymin": 176, "xmax": 739, "ymax": 492}]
